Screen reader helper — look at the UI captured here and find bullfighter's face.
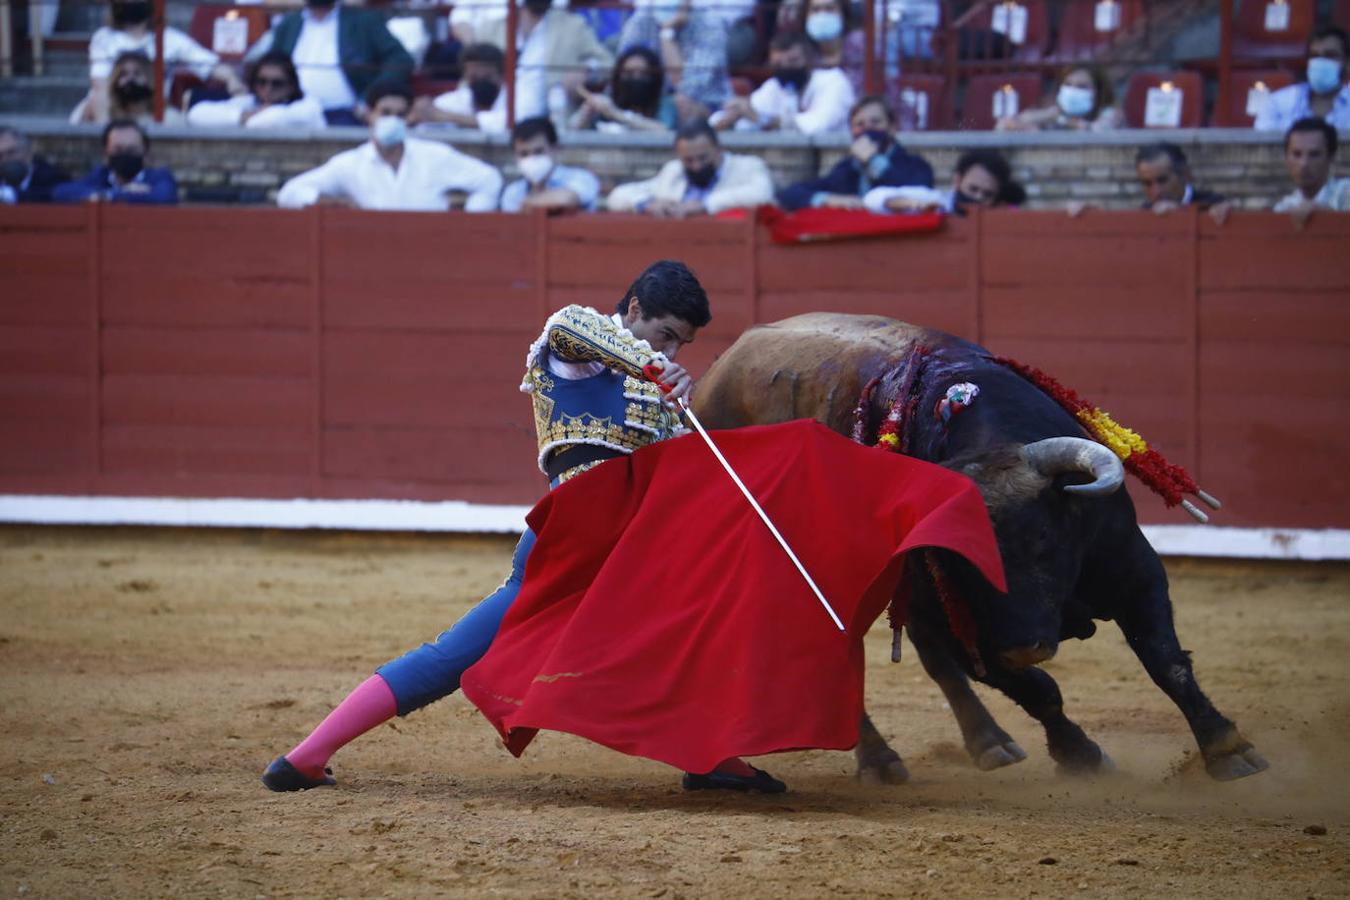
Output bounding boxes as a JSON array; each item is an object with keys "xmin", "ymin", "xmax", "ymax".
[{"xmin": 621, "ymin": 299, "xmax": 698, "ymax": 361}]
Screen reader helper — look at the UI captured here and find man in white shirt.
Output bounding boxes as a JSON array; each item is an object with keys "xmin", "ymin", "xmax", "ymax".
[
  {"xmin": 277, "ymin": 84, "xmax": 503, "ymax": 212},
  {"xmin": 1253, "ymin": 25, "xmax": 1350, "ymax": 132},
  {"xmin": 1272, "ymin": 117, "xmax": 1350, "ymax": 224},
  {"xmin": 411, "ymin": 43, "xmax": 508, "ymax": 133},
  {"xmin": 710, "ymin": 31, "xmax": 855, "ymax": 136},
  {"xmin": 606, "ymin": 120, "xmax": 775, "ymax": 217}
]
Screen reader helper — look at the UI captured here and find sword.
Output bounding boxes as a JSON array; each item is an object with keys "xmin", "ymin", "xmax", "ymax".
[{"xmin": 644, "ymin": 365, "xmax": 846, "ymax": 633}]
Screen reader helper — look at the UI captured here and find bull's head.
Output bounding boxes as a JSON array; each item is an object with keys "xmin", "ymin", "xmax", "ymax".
[{"xmin": 943, "ymin": 437, "xmax": 1124, "ymax": 672}]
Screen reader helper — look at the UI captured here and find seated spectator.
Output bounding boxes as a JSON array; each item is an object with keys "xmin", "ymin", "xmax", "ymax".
[
  {"xmin": 712, "ymin": 31, "xmax": 855, "ymax": 136},
  {"xmin": 500, "ymin": 117, "xmax": 600, "ymax": 214},
  {"xmin": 863, "ymin": 148, "xmax": 1020, "ymax": 216},
  {"xmin": 70, "ymin": 51, "xmax": 186, "ymax": 126},
  {"xmin": 187, "ymin": 52, "xmax": 326, "ymax": 130},
  {"xmin": 411, "ymin": 43, "xmax": 507, "ymax": 133},
  {"xmin": 1135, "ymin": 142, "xmax": 1229, "ymax": 219},
  {"xmin": 1273, "ymin": 117, "xmax": 1350, "ymax": 221},
  {"xmin": 52, "ymin": 120, "xmax": 177, "ymax": 206},
  {"xmin": 606, "ymin": 120, "xmax": 775, "ymax": 218},
  {"xmin": 79, "ymin": 0, "xmax": 245, "ymax": 123},
  {"xmin": 997, "ymin": 65, "xmax": 1123, "ymax": 132},
  {"xmin": 570, "ymin": 47, "xmax": 678, "ymax": 134},
  {"xmin": 449, "ymin": 0, "xmax": 567, "ymax": 46},
  {"xmin": 0, "ymin": 125, "xmax": 69, "ymax": 205},
  {"xmin": 246, "ymin": 0, "xmax": 414, "ymax": 127},
  {"xmin": 1254, "ymin": 25, "xmax": 1350, "ymax": 132},
  {"xmin": 617, "ymin": 0, "xmax": 729, "ymax": 125},
  {"xmin": 778, "ymin": 95, "xmax": 932, "ymax": 210},
  {"xmin": 479, "ymin": 0, "xmax": 614, "ymax": 123},
  {"xmin": 276, "ymin": 83, "xmax": 502, "ymax": 212}
]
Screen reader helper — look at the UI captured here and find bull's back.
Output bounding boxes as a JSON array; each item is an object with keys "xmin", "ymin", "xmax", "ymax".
[{"xmin": 695, "ymin": 314, "xmax": 937, "ymax": 432}]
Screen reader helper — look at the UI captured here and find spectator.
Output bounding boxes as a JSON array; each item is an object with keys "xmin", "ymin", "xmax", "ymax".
[
  {"xmin": 1135, "ymin": 143, "xmax": 1230, "ymax": 220},
  {"xmin": 410, "ymin": 43, "xmax": 507, "ymax": 133},
  {"xmin": 70, "ymin": 51, "xmax": 186, "ymax": 126},
  {"xmin": 863, "ymin": 148, "xmax": 1021, "ymax": 216},
  {"xmin": 606, "ymin": 120, "xmax": 775, "ymax": 217},
  {"xmin": 1254, "ymin": 25, "xmax": 1350, "ymax": 132},
  {"xmin": 81, "ymin": 0, "xmax": 245, "ymax": 123},
  {"xmin": 276, "ymin": 83, "xmax": 502, "ymax": 212},
  {"xmin": 246, "ymin": 0, "xmax": 414, "ymax": 127},
  {"xmin": 449, "ymin": 0, "xmax": 567, "ymax": 46},
  {"xmin": 187, "ymin": 52, "xmax": 326, "ymax": 130},
  {"xmin": 479, "ymin": 0, "xmax": 614, "ymax": 123},
  {"xmin": 617, "ymin": 0, "xmax": 730, "ymax": 125},
  {"xmin": 997, "ymin": 65, "xmax": 1123, "ymax": 132},
  {"xmin": 712, "ymin": 31, "xmax": 855, "ymax": 136},
  {"xmin": 500, "ymin": 117, "xmax": 600, "ymax": 214},
  {"xmin": 1273, "ymin": 117, "xmax": 1350, "ymax": 221},
  {"xmin": 0, "ymin": 125, "xmax": 69, "ymax": 205},
  {"xmin": 52, "ymin": 120, "xmax": 177, "ymax": 206},
  {"xmin": 571, "ymin": 47, "xmax": 678, "ymax": 134},
  {"xmin": 778, "ymin": 95, "xmax": 933, "ymax": 210}
]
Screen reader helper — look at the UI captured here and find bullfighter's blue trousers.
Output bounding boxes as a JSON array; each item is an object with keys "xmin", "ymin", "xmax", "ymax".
[{"xmin": 376, "ymin": 526, "xmax": 537, "ymax": 716}]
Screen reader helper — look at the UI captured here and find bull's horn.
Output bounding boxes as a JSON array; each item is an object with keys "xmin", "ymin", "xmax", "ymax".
[{"xmin": 1023, "ymin": 437, "xmax": 1124, "ymax": 498}]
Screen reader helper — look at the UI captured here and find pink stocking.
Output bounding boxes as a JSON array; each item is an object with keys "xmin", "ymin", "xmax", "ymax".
[{"xmin": 285, "ymin": 675, "xmax": 398, "ymax": 778}]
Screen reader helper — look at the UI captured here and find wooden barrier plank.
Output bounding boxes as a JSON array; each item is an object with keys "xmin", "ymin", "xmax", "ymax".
[
  {"xmin": 1201, "ymin": 290, "xmax": 1350, "ymax": 343},
  {"xmin": 0, "ymin": 422, "xmax": 92, "ymax": 474},
  {"xmin": 94, "ymin": 471, "xmax": 313, "ymax": 499},
  {"xmin": 322, "ymin": 425, "xmax": 537, "ymax": 494},
  {"xmin": 0, "ymin": 326, "xmax": 89, "ymax": 376},
  {"xmin": 0, "ymin": 374, "xmax": 89, "ymax": 422},
  {"xmin": 101, "ymin": 274, "xmax": 312, "ymax": 329},
  {"xmin": 757, "ymin": 290, "xmax": 976, "ymax": 339},
  {"xmin": 980, "ymin": 209, "xmax": 1193, "ymax": 238},
  {"xmin": 1198, "ymin": 214, "xmax": 1350, "ymax": 290},
  {"xmin": 983, "ymin": 286, "xmax": 1190, "ymax": 341},
  {"xmin": 101, "ymin": 328, "xmax": 311, "ymax": 377},
  {"xmin": 756, "ymin": 235, "xmax": 972, "ymax": 294},
  {"xmin": 102, "ymin": 374, "xmax": 310, "ymax": 427},
  {"xmin": 102, "ymin": 424, "xmax": 311, "ymax": 477}
]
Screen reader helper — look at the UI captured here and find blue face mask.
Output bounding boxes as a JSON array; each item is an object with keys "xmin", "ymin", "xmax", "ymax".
[
  {"xmin": 805, "ymin": 12, "xmax": 844, "ymax": 42},
  {"xmin": 1056, "ymin": 83, "xmax": 1095, "ymax": 118},
  {"xmin": 1307, "ymin": 57, "xmax": 1344, "ymax": 95}
]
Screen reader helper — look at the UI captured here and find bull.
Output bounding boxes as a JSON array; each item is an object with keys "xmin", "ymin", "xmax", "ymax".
[{"xmin": 694, "ymin": 313, "xmax": 1268, "ymax": 782}]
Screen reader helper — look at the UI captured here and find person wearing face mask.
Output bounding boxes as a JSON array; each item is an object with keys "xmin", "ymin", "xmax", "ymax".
[
  {"xmin": 615, "ymin": 0, "xmax": 730, "ymax": 124},
  {"xmin": 1254, "ymin": 26, "xmax": 1350, "ymax": 132},
  {"xmin": 997, "ymin": 65, "xmax": 1123, "ymax": 132},
  {"xmin": 244, "ymin": 0, "xmax": 413, "ymax": 127},
  {"xmin": 0, "ymin": 126, "xmax": 69, "ymax": 205},
  {"xmin": 83, "ymin": 1, "xmax": 245, "ymax": 123},
  {"xmin": 571, "ymin": 47, "xmax": 678, "ymax": 133},
  {"xmin": 778, "ymin": 95, "xmax": 933, "ymax": 211},
  {"xmin": 277, "ymin": 82, "xmax": 502, "ymax": 212},
  {"xmin": 412, "ymin": 43, "xmax": 509, "ymax": 133},
  {"xmin": 187, "ymin": 53, "xmax": 326, "ymax": 130},
  {"xmin": 70, "ymin": 51, "xmax": 186, "ymax": 126},
  {"xmin": 500, "ymin": 117, "xmax": 600, "ymax": 213},
  {"xmin": 52, "ymin": 120, "xmax": 177, "ymax": 206},
  {"xmin": 711, "ymin": 31, "xmax": 855, "ymax": 136},
  {"xmin": 606, "ymin": 120, "xmax": 775, "ymax": 218},
  {"xmin": 864, "ymin": 149, "xmax": 1021, "ymax": 216}
]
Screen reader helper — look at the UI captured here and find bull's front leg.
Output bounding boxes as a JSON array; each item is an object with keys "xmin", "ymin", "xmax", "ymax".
[
  {"xmin": 977, "ymin": 663, "xmax": 1111, "ymax": 775},
  {"xmin": 907, "ymin": 620, "xmax": 1028, "ymax": 771},
  {"xmin": 855, "ymin": 710, "xmax": 911, "ymax": 784}
]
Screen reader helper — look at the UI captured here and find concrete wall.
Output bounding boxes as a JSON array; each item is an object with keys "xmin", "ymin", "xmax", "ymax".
[{"xmin": 7, "ymin": 115, "xmax": 1342, "ymax": 210}]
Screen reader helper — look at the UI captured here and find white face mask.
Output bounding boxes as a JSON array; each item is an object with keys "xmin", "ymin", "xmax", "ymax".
[
  {"xmin": 371, "ymin": 115, "xmax": 406, "ymax": 147},
  {"xmin": 1056, "ymin": 83, "xmax": 1095, "ymax": 118},
  {"xmin": 652, "ymin": 0, "xmax": 682, "ymax": 25},
  {"xmin": 1307, "ymin": 56, "xmax": 1344, "ymax": 94},
  {"xmin": 517, "ymin": 153, "xmax": 554, "ymax": 184},
  {"xmin": 805, "ymin": 11, "xmax": 844, "ymax": 42}
]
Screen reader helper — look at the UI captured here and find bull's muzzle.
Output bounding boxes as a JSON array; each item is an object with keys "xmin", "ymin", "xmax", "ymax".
[{"xmin": 998, "ymin": 641, "xmax": 1057, "ymax": 670}]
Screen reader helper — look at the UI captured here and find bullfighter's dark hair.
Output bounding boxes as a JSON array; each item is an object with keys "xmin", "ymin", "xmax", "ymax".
[
  {"xmin": 1308, "ymin": 24, "xmax": 1349, "ymax": 57},
  {"xmin": 512, "ymin": 116, "xmax": 557, "ymax": 147},
  {"xmin": 462, "ymin": 42, "xmax": 506, "ymax": 72},
  {"xmin": 248, "ymin": 51, "xmax": 304, "ymax": 102},
  {"xmin": 102, "ymin": 118, "xmax": 148, "ymax": 152},
  {"xmin": 1134, "ymin": 141, "xmax": 1188, "ymax": 170},
  {"xmin": 616, "ymin": 260, "xmax": 712, "ymax": 329},
  {"xmin": 1285, "ymin": 116, "xmax": 1338, "ymax": 156},
  {"xmin": 771, "ymin": 29, "xmax": 820, "ymax": 56},
  {"xmin": 674, "ymin": 119, "xmax": 719, "ymax": 146},
  {"xmin": 849, "ymin": 94, "xmax": 895, "ymax": 125},
  {"xmin": 955, "ymin": 148, "xmax": 1025, "ymax": 205},
  {"xmin": 364, "ymin": 79, "xmax": 414, "ymax": 108}
]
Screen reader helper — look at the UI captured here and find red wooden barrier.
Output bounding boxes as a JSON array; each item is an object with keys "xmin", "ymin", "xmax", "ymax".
[{"xmin": 1, "ymin": 206, "xmax": 1348, "ymax": 529}]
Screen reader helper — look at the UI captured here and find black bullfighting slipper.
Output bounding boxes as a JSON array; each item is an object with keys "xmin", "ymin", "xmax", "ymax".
[
  {"xmin": 681, "ymin": 766, "xmax": 788, "ymax": 794},
  {"xmin": 261, "ymin": 756, "xmax": 336, "ymax": 792}
]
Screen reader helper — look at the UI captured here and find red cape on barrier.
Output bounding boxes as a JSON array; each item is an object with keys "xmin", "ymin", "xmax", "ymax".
[
  {"xmin": 460, "ymin": 420, "xmax": 1004, "ymax": 774},
  {"xmin": 754, "ymin": 206, "xmax": 945, "ymax": 244}
]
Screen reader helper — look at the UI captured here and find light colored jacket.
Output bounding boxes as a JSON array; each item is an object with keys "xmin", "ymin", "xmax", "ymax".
[{"xmin": 605, "ymin": 153, "xmax": 775, "ymax": 214}]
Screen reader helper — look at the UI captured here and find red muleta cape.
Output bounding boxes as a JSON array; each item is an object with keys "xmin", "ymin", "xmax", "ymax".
[{"xmin": 461, "ymin": 419, "xmax": 1005, "ymax": 774}]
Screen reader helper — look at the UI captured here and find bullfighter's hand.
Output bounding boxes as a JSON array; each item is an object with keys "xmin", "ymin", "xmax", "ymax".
[{"xmin": 650, "ymin": 361, "xmax": 694, "ymax": 405}]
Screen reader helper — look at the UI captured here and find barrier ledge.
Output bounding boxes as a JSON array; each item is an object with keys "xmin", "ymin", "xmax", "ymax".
[{"xmin": 2, "ymin": 495, "xmax": 1348, "ymax": 561}]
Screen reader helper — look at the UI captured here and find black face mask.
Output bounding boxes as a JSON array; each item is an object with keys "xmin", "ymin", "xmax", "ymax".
[
  {"xmin": 952, "ymin": 189, "xmax": 984, "ymax": 216},
  {"xmin": 862, "ymin": 129, "xmax": 891, "ymax": 151},
  {"xmin": 774, "ymin": 67, "xmax": 810, "ymax": 92},
  {"xmin": 108, "ymin": 152, "xmax": 144, "ymax": 182},
  {"xmin": 305, "ymin": 0, "xmax": 338, "ymax": 7},
  {"xmin": 614, "ymin": 74, "xmax": 661, "ymax": 111},
  {"xmin": 0, "ymin": 159, "xmax": 29, "ymax": 187},
  {"xmin": 114, "ymin": 80, "xmax": 153, "ymax": 105},
  {"xmin": 112, "ymin": 1, "xmax": 152, "ymax": 26},
  {"xmin": 685, "ymin": 163, "xmax": 717, "ymax": 188},
  {"xmin": 524, "ymin": 0, "xmax": 551, "ymax": 16},
  {"xmin": 468, "ymin": 78, "xmax": 501, "ymax": 110}
]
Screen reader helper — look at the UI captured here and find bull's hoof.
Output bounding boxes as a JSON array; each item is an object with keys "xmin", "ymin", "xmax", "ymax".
[
  {"xmin": 857, "ymin": 754, "xmax": 911, "ymax": 785},
  {"xmin": 1057, "ymin": 750, "xmax": 1115, "ymax": 778},
  {"xmin": 973, "ymin": 740, "xmax": 1028, "ymax": 771},
  {"xmin": 1205, "ymin": 746, "xmax": 1269, "ymax": 781}
]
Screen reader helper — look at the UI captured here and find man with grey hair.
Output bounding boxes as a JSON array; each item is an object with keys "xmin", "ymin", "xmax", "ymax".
[{"xmin": 0, "ymin": 125, "xmax": 69, "ymax": 204}]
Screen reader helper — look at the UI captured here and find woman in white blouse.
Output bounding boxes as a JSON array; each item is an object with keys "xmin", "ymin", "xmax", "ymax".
[
  {"xmin": 80, "ymin": 0, "xmax": 246, "ymax": 122},
  {"xmin": 188, "ymin": 52, "xmax": 326, "ymax": 130}
]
